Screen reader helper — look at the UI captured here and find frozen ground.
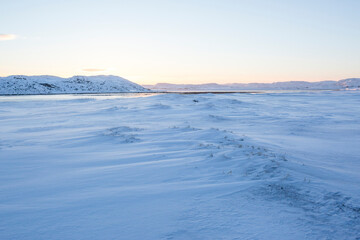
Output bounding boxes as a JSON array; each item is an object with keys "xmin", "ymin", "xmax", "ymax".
[{"xmin": 0, "ymin": 91, "xmax": 359, "ymax": 239}]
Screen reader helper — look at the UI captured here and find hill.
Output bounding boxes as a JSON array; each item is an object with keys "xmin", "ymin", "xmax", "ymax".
[
  {"xmin": 144, "ymin": 78, "xmax": 360, "ymax": 91},
  {"xmin": 0, "ymin": 75, "xmax": 150, "ymax": 95}
]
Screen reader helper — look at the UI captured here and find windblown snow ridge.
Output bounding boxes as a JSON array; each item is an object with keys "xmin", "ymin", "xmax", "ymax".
[
  {"xmin": 145, "ymin": 78, "xmax": 360, "ymax": 91},
  {"xmin": 0, "ymin": 75, "xmax": 150, "ymax": 95}
]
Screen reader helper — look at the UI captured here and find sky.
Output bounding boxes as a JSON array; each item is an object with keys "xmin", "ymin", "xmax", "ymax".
[{"xmin": 1, "ymin": 0, "xmax": 360, "ymax": 84}]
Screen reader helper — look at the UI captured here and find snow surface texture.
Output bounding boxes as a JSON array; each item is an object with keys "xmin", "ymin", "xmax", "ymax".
[
  {"xmin": 144, "ymin": 78, "xmax": 360, "ymax": 91},
  {"xmin": 0, "ymin": 75, "xmax": 150, "ymax": 94},
  {"xmin": 1, "ymin": 91, "xmax": 360, "ymax": 239}
]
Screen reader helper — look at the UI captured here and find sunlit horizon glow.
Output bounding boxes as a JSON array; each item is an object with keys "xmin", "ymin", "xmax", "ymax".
[
  {"xmin": 1, "ymin": 0, "xmax": 360, "ymax": 85},
  {"xmin": 82, "ymin": 68, "xmax": 107, "ymax": 72}
]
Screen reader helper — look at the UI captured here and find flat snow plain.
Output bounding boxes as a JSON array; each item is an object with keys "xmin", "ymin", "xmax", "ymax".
[{"xmin": 0, "ymin": 91, "xmax": 359, "ymax": 239}]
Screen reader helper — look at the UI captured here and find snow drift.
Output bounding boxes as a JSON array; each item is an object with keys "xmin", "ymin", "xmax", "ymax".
[{"xmin": 0, "ymin": 75, "xmax": 150, "ymax": 95}]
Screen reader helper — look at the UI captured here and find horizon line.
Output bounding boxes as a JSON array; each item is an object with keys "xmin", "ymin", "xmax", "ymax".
[{"xmin": 1, "ymin": 74, "xmax": 359, "ymax": 85}]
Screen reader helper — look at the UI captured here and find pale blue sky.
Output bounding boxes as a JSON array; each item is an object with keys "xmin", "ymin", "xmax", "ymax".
[{"xmin": 1, "ymin": 0, "xmax": 359, "ymax": 84}]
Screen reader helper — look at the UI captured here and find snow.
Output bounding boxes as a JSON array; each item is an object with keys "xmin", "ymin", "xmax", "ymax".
[
  {"xmin": 0, "ymin": 75, "xmax": 150, "ymax": 95},
  {"xmin": 1, "ymin": 91, "xmax": 360, "ymax": 239},
  {"xmin": 144, "ymin": 78, "xmax": 360, "ymax": 91},
  {"xmin": 3, "ymin": 75, "xmax": 359, "ymax": 95}
]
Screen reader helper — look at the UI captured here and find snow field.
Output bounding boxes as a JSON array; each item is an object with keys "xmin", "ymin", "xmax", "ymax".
[{"xmin": 0, "ymin": 91, "xmax": 360, "ymax": 239}]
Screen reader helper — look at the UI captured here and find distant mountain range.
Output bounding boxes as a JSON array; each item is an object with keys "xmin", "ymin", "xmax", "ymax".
[
  {"xmin": 144, "ymin": 78, "xmax": 360, "ymax": 91},
  {"xmin": 0, "ymin": 75, "xmax": 150, "ymax": 95},
  {"xmin": 1, "ymin": 75, "xmax": 359, "ymax": 95}
]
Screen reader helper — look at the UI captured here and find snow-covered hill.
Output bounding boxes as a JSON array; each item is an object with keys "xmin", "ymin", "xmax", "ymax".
[
  {"xmin": 144, "ymin": 78, "xmax": 360, "ymax": 91},
  {"xmin": 0, "ymin": 75, "xmax": 150, "ymax": 94}
]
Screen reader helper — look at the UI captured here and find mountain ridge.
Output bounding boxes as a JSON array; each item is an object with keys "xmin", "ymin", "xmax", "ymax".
[
  {"xmin": 1, "ymin": 75, "xmax": 359, "ymax": 94},
  {"xmin": 0, "ymin": 75, "xmax": 150, "ymax": 95},
  {"xmin": 144, "ymin": 78, "xmax": 360, "ymax": 91}
]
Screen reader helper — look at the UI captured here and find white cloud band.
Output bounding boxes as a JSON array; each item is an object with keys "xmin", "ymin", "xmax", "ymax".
[{"xmin": 0, "ymin": 34, "xmax": 17, "ymax": 41}]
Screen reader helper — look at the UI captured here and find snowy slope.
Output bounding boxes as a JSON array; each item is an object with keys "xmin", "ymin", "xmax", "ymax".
[
  {"xmin": 145, "ymin": 78, "xmax": 360, "ymax": 91},
  {"xmin": 0, "ymin": 75, "xmax": 150, "ymax": 94},
  {"xmin": 1, "ymin": 91, "xmax": 360, "ymax": 239}
]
